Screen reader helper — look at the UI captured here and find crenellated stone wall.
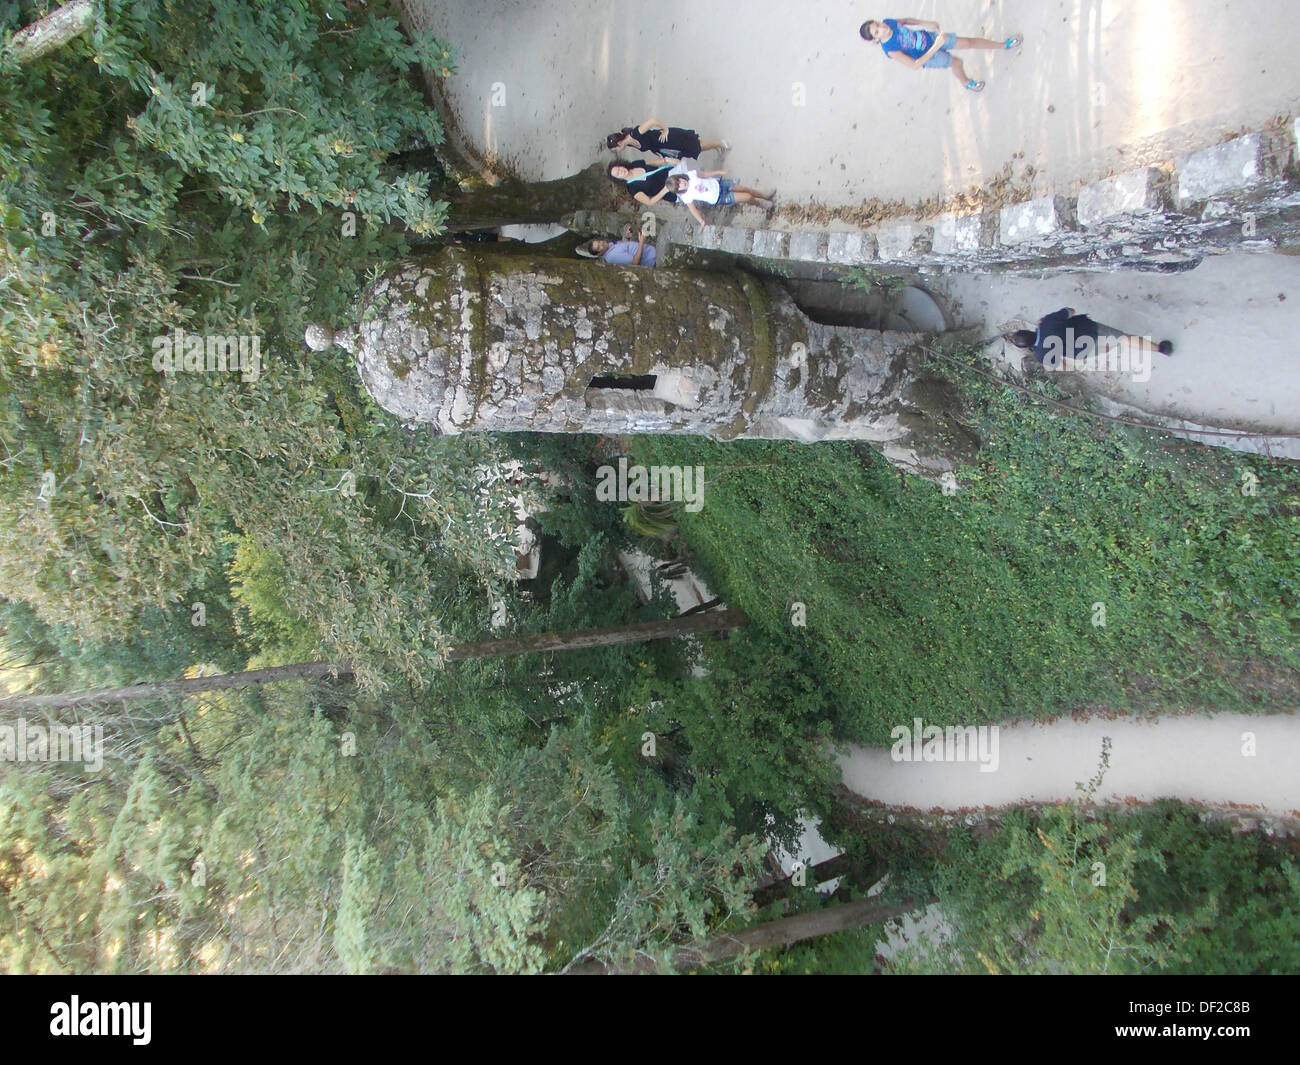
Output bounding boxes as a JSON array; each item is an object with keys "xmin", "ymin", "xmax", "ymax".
[{"xmin": 565, "ymin": 120, "xmax": 1300, "ymax": 276}]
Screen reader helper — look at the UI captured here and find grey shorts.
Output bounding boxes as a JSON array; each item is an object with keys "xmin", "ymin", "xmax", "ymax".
[{"xmin": 715, "ymin": 179, "xmax": 736, "ymax": 206}]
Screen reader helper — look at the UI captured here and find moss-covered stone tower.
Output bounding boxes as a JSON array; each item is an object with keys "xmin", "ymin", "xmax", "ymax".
[{"xmin": 306, "ymin": 246, "xmax": 974, "ymax": 479}]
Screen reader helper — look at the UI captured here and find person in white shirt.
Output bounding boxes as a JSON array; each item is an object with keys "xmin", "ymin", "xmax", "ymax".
[{"xmin": 668, "ymin": 170, "xmax": 774, "ymax": 231}]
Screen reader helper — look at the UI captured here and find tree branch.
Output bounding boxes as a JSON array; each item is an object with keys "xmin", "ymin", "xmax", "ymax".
[{"xmin": 6, "ymin": 1, "xmax": 95, "ymax": 66}]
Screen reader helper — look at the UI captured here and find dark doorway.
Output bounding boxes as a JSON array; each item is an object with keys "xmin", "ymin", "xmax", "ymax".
[{"xmin": 588, "ymin": 373, "xmax": 658, "ymax": 390}]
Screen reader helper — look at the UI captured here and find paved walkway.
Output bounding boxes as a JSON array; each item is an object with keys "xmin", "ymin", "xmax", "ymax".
[
  {"xmin": 837, "ymin": 711, "xmax": 1300, "ymax": 817},
  {"xmin": 936, "ymin": 249, "xmax": 1300, "ymax": 447},
  {"xmin": 407, "ymin": 0, "xmax": 1300, "ymax": 208}
]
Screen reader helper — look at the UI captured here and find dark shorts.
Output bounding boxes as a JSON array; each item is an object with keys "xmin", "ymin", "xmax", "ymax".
[
  {"xmin": 658, "ymin": 127, "xmax": 703, "ymax": 159},
  {"xmin": 715, "ymin": 179, "xmax": 736, "ymax": 206}
]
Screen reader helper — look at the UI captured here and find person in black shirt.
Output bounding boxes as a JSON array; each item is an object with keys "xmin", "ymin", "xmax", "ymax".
[
  {"xmin": 605, "ymin": 119, "xmax": 728, "ymax": 159},
  {"xmin": 608, "ymin": 159, "xmax": 683, "ymax": 206},
  {"xmin": 1009, "ymin": 308, "xmax": 1173, "ymax": 370}
]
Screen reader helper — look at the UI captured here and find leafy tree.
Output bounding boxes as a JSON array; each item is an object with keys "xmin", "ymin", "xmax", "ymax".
[
  {"xmin": 0, "ymin": 684, "xmax": 768, "ymax": 973},
  {"xmin": 0, "ymin": 0, "xmax": 532, "ymax": 690}
]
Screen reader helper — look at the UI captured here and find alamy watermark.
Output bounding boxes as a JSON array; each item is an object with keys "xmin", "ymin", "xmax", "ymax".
[
  {"xmin": 1, "ymin": 719, "xmax": 104, "ymax": 772},
  {"xmin": 890, "ymin": 716, "xmax": 999, "ymax": 773},
  {"xmin": 151, "ymin": 328, "xmax": 262, "ymax": 382},
  {"xmin": 50, "ymin": 997, "xmax": 150, "ymax": 1045},
  {"xmin": 595, "ymin": 457, "xmax": 704, "ymax": 512}
]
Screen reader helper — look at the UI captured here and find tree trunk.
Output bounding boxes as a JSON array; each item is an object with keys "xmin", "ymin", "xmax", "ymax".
[
  {"xmin": 570, "ymin": 895, "xmax": 937, "ymax": 973},
  {"xmin": 0, "ymin": 661, "xmax": 350, "ymax": 712},
  {"xmin": 6, "ymin": 1, "xmax": 94, "ymax": 65},
  {"xmin": 445, "ymin": 163, "xmax": 622, "ymax": 229},
  {"xmin": 750, "ymin": 853, "xmax": 886, "ymax": 909},
  {"xmin": 391, "ymin": 5, "xmax": 622, "ymax": 228},
  {"xmin": 445, "ymin": 607, "xmax": 747, "ymax": 661},
  {"xmin": 0, "ymin": 609, "xmax": 746, "ymax": 709},
  {"xmin": 681, "ymin": 894, "xmax": 937, "ymax": 966}
]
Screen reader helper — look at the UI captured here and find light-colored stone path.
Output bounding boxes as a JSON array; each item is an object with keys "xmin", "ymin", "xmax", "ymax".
[
  {"xmin": 408, "ymin": 0, "xmax": 1300, "ymax": 207},
  {"xmin": 837, "ymin": 711, "xmax": 1300, "ymax": 816},
  {"xmin": 938, "ymin": 248, "xmax": 1300, "ymax": 442}
]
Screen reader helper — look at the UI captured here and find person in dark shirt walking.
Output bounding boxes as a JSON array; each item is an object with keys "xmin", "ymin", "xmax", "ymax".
[{"xmin": 1009, "ymin": 307, "xmax": 1173, "ymax": 379}]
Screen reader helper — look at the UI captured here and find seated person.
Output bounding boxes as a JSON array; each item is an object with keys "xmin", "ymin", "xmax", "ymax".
[{"xmin": 577, "ymin": 224, "xmax": 657, "ymax": 266}]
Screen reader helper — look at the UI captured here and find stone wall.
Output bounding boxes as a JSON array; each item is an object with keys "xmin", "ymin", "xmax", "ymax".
[{"xmin": 565, "ymin": 119, "xmax": 1300, "ymax": 276}]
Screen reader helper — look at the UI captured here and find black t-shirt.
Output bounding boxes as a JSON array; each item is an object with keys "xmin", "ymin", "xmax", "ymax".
[
  {"xmin": 624, "ymin": 127, "xmax": 701, "ymax": 159},
  {"xmin": 1034, "ymin": 307, "xmax": 1099, "ymax": 366},
  {"xmin": 625, "ymin": 128, "xmax": 661, "ymax": 152},
  {"xmin": 626, "ymin": 163, "xmax": 678, "ymax": 204}
]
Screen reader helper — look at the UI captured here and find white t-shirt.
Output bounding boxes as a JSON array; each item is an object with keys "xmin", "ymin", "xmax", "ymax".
[{"xmin": 675, "ymin": 170, "xmax": 720, "ymax": 206}]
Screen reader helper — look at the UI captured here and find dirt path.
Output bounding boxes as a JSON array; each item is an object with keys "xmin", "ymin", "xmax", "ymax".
[
  {"xmin": 405, "ymin": 0, "xmax": 1300, "ymax": 209},
  {"xmin": 836, "ymin": 710, "xmax": 1300, "ymax": 816}
]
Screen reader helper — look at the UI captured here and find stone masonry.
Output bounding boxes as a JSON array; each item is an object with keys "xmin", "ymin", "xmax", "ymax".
[
  {"xmin": 563, "ymin": 120, "xmax": 1300, "ymax": 276},
  {"xmin": 307, "ymin": 247, "xmax": 976, "ymax": 481}
]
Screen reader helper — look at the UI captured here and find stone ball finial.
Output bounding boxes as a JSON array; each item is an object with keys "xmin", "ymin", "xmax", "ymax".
[
  {"xmin": 304, "ymin": 323, "xmax": 336, "ymax": 351},
  {"xmin": 304, "ymin": 323, "xmax": 357, "ymax": 353}
]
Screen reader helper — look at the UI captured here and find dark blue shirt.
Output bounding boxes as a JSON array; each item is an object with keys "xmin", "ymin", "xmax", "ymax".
[{"xmin": 1034, "ymin": 308, "xmax": 1100, "ymax": 367}]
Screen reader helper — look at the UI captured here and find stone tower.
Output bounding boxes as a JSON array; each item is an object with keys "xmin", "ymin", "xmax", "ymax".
[{"xmin": 306, "ymin": 246, "xmax": 973, "ymax": 479}]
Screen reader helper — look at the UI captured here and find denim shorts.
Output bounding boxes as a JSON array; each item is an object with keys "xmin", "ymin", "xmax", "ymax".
[
  {"xmin": 922, "ymin": 32, "xmax": 959, "ymax": 68},
  {"xmin": 715, "ymin": 179, "xmax": 736, "ymax": 206}
]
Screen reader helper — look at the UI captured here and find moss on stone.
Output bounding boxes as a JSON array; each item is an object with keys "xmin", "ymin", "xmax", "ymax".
[{"xmin": 734, "ymin": 271, "xmax": 775, "ymax": 416}]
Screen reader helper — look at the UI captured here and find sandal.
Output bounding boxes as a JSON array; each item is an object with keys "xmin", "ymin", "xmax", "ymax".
[
  {"xmin": 966, "ymin": 79, "xmax": 985, "ymax": 92},
  {"xmin": 1004, "ymin": 35, "xmax": 1022, "ymax": 49}
]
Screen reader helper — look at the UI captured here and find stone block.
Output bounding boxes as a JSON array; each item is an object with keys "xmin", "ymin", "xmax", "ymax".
[
  {"xmin": 1000, "ymin": 196, "xmax": 1076, "ymax": 244},
  {"xmin": 1177, "ymin": 134, "xmax": 1265, "ymax": 203},
  {"xmin": 1077, "ymin": 168, "xmax": 1167, "ymax": 226},
  {"xmin": 786, "ymin": 231, "xmax": 826, "ymax": 261},
  {"xmin": 696, "ymin": 225, "xmax": 724, "ymax": 250},
  {"xmin": 930, "ymin": 213, "xmax": 983, "ymax": 254},
  {"xmin": 750, "ymin": 229, "xmax": 791, "ymax": 259},
  {"xmin": 875, "ymin": 222, "xmax": 933, "ymax": 261},
  {"xmin": 719, "ymin": 227, "xmax": 752, "ymax": 255},
  {"xmin": 826, "ymin": 231, "xmax": 873, "ymax": 264},
  {"xmin": 652, "ymin": 370, "xmax": 700, "ymax": 410}
]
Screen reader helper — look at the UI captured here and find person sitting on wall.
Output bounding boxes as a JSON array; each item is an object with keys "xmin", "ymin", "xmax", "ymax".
[{"xmin": 576, "ymin": 223, "xmax": 657, "ymax": 266}]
